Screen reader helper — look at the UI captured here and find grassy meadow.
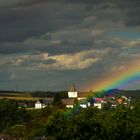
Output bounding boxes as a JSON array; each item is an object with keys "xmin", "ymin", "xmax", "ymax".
[{"xmin": 0, "ymin": 92, "xmax": 45, "ymax": 100}]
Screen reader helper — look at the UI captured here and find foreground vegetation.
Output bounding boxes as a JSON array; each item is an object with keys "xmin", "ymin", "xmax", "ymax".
[{"xmin": 0, "ymin": 98, "xmax": 140, "ymax": 140}]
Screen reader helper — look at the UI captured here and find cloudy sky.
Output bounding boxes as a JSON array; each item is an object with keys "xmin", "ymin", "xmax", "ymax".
[{"xmin": 0, "ymin": 0, "xmax": 140, "ymax": 91}]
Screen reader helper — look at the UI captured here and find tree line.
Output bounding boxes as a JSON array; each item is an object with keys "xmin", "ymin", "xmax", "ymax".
[{"xmin": 0, "ymin": 98, "xmax": 140, "ymax": 140}]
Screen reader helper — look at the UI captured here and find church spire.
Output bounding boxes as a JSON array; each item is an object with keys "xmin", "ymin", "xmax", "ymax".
[{"xmin": 69, "ymin": 83, "xmax": 76, "ymax": 92}]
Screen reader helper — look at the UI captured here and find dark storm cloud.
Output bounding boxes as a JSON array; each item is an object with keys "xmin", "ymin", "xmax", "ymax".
[
  {"xmin": 71, "ymin": 0, "xmax": 140, "ymax": 27},
  {"xmin": 0, "ymin": 1, "xmax": 86, "ymax": 43},
  {"xmin": 0, "ymin": 35, "xmax": 95, "ymax": 55},
  {"xmin": 0, "ymin": 0, "xmax": 48, "ymax": 8},
  {"xmin": 125, "ymin": 7, "xmax": 140, "ymax": 26},
  {"xmin": 113, "ymin": 0, "xmax": 140, "ymax": 26},
  {"xmin": 0, "ymin": 0, "xmax": 139, "ymax": 44},
  {"xmin": 0, "ymin": 0, "xmax": 105, "ymax": 8}
]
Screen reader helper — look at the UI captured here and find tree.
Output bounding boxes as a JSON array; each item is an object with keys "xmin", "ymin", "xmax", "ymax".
[{"xmin": 3, "ymin": 124, "xmax": 26, "ymax": 140}]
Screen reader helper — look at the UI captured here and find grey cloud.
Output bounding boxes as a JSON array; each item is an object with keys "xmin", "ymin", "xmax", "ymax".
[
  {"xmin": 0, "ymin": 23, "xmax": 106, "ymax": 55},
  {"xmin": 0, "ymin": 48, "xmax": 109, "ymax": 71},
  {"xmin": 0, "ymin": 2, "xmax": 86, "ymax": 43},
  {"xmin": 114, "ymin": 0, "xmax": 140, "ymax": 26},
  {"xmin": 0, "ymin": 0, "xmax": 139, "ymax": 44},
  {"xmin": 0, "ymin": 0, "xmax": 48, "ymax": 8},
  {"xmin": 0, "ymin": 0, "xmax": 106, "ymax": 8},
  {"xmin": 0, "ymin": 0, "xmax": 140, "ymax": 91}
]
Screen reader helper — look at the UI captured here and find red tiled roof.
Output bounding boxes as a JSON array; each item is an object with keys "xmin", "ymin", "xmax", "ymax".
[
  {"xmin": 95, "ymin": 98, "xmax": 104, "ymax": 102},
  {"xmin": 117, "ymin": 98, "xmax": 123, "ymax": 104}
]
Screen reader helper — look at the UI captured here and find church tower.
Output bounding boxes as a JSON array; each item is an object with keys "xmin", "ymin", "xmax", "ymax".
[{"xmin": 68, "ymin": 84, "xmax": 78, "ymax": 98}]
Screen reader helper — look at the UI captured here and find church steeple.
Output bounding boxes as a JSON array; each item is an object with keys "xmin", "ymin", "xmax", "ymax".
[
  {"xmin": 68, "ymin": 84, "xmax": 78, "ymax": 98},
  {"xmin": 69, "ymin": 84, "xmax": 76, "ymax": 92}
]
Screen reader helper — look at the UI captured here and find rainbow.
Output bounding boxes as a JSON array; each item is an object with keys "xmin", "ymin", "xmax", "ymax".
[{"xmin": 85, "ymin": 59, "xmax": 140, "ymax": 92}]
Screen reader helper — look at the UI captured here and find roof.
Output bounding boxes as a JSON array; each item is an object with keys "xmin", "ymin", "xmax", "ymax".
[
  {"xmin": 78, "ymin": 92, "xmax": 88, "ymax": 98},
  {"xmin": 43, "ymin": 98, "xmax": 54, "ymax": 104},
  {"xmin": 35, "ymin": 98, "xmax": 54, "ymax": 105},
  {"xmin": 69, "ymin": 84, "xmax": 76, "ymax": 92},
  {"xmin": 117, "ymin": 98, "xmax": 123, "ymax": 104},
  {"xmin": 17, "ymin": 102, "xmax": 27, "ymax": 107},
  {"xmin": 61, "ymin": 99, "xmax": 75, "ymax": 105},
  {"xmin": 122, "ymin": 96, "xmax": 128, "ymax": 100},
  {"xmin": 95, "ymin": 98, "xmax": 105, "ymax": 102},
  {"xmin": 35, "ymin": 99, "xmax": 41, "ymax": 104}
]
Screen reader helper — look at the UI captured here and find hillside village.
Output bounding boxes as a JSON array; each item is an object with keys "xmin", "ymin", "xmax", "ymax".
[
  {"xmin": 0, "ymin": 85, "xmax": 133, "ymax": 110},
  {"xmin": 34, "ymin": 84, "xmax": 132, "ymax": 110},
  {"xmin": 0, "ymin": 85, "xmax": 139, "ymax": 140}
]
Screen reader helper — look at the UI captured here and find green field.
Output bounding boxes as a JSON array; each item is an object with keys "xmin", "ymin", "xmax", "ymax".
[{"xmin": 0, "ymin": 92, "xmax": 46, "ymax": 100}]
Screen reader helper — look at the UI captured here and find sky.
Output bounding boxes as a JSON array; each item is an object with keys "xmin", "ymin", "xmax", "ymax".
[{"xmin": 0, "ymin": 0, "xmax": 140, "ymax": 91}]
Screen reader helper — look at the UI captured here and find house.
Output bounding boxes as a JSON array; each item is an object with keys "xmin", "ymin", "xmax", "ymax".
[
  {"xmin": 68, "ymin": 84, "xmax": 78, "ymax": 98},
  {"xmin": 94, "ymin": 102, "xmax": 102, "ymax": 109},
  {"xmin": 117, "ymin": 98, "xmax": 123, "ymax": 104},
  {"xmin": 111, "ymin": 104, "xmax": 117, "ymax": 108},
  {"xmin": 43, "ymin": 98, "xmax": 54, "ymax": 106},
  {"xmin": 35, "ymin": 100, "xmax": 42, "ymax": 109},
  {"xmin": 79, "ymin": 104, "xmax": 87, "ymax": 108},
  {"xmin": 35, "ymin": 98, "xmax": 54, "ymax": 109},
  {"xmin": 79, "ymin": 100, "xmax": 91, "ymax": 108},
  {"xmin": 128, "ymin": 97, "xmax": 132, "ymax": 102},
  {"xmin": 95, "ymin": 98, "xmax": 105, "ymax": 103},
  {"xmin": 123, "ymin": 102, "xmax": 128, "ymax": 107},
  {"xmin": 17, "ymin": 102, "xmax": 27, "ymax": 108},
  {"xmin": 61, "ymin": 98, "xmax": 75, "ymax": 108},
  {"xmin": 122, "ymin": 96, "xmax": 128, "ymax": 100},
  {"xmin": 78, "ymin": 92, "xmax": 87, "ymax": 101}
]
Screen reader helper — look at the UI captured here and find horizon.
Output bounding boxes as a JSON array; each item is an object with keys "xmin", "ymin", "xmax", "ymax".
[{"xmin": 1, "ymin": 88, "xmax": 140, "ymax": 93}]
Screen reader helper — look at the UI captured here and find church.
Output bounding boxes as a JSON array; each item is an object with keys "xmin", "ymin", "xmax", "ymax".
[{"xmin": 61, "ymin": 84, "xmax": 90, "ymax": 108}]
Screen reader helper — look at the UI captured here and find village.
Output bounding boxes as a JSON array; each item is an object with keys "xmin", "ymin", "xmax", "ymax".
[{"xmin": 17, "ymin": 84, "xmax": 132, "ymax": 110}]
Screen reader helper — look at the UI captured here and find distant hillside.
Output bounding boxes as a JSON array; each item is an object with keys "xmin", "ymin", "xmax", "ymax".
[
  {"xmin": 102, "ymin": 89, "xmax": 140, "ymax": 99},
  {"xmin": 0, "ymin": 89, "xmax": 140, "ymax": 100}
]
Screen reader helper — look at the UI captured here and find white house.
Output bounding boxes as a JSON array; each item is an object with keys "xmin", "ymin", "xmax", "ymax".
[
  {"xmin": 94, "ymin": 103, "xmax": 102, "ymax": 109},
  {"xmin": 35, "ymin": 100, "xmax": 42, "ymax": 109},
  {"xmin": 79, "ymin": 101, "xmax": 91, "ymax": 108},
  {"xmin": 68, "ymin": 84, "xmax": 78, "ymax": 98},
  {"xmin": 111, "ymin": 104, "xmax": 117, "ymax": 108},
  {"xmin": 79, "ymin": 104, "xmax": 87, "ymax": 108},
  {"xmin": 35, "ymin": 98, "xmax": 54, "ymax": 109},
  {"xmin": 122, "ymin": 96, "xmax": 128, "ymax": 100}
]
